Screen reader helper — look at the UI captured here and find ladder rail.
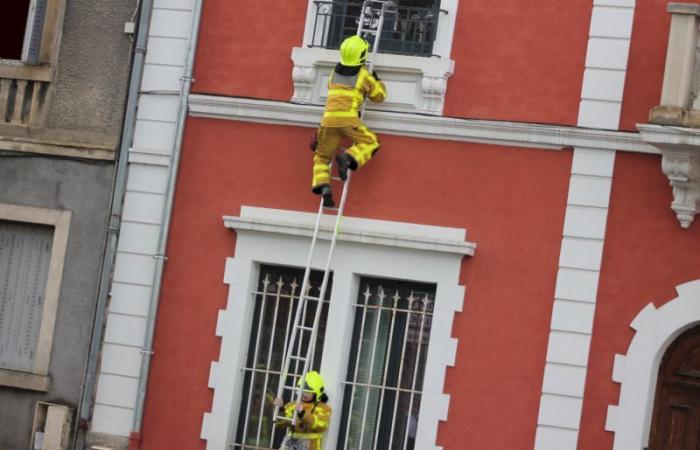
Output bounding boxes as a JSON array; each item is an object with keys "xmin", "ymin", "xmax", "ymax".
[
  {"xmin": 273, "ymin": 0, "xmax": 396, "ymax": 430},
  {"xmin": 273, "ymin": 193, "xmax": 328, "ymax": 406}
]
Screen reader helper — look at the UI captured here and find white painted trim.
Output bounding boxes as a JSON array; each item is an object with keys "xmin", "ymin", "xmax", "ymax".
[
  {"xmin": 0, "ymin": 203, "xmax": 71, "ymax": 383},
  {"xmin": 188, "ymin": 95, "xmax": 659, "ymax": 154},
  {"xmin": 223, "ymin": 207, "xmax": 475, "ymax": 256},
  {"xmin": 606, "ymin": 279, "xmax": 700, "ymax": 450},
  {"xmin": 292, "ymin": 0, "xmax": 458, "ymax": 115},
  {"xmin": 577, "ymin": 1, "xmax": 635, "ymax": 130},
  {"xmin": 534, "ymin": 148, "xmax": 616, "ymax": 450},
  {"xmin": 202, "ymin": 206, "xmax": 471, "ymax": 450},
  {"xmin": 638, "ymin": 123, "xmax": 700, "ymax": 228}
]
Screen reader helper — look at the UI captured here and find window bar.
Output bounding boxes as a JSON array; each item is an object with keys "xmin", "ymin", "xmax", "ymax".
[
  {"xmin": 387, "ymin": 291, "xmax": 416, "ymax": 450},
  {"xmin": 294, "ymin": 281, "xmax": 313, "ymax": 376},
  {"xmin": 269, "ymin": 277, "xmax": 298, "ymax": 446},
  {"xmin": 343, "ymin": 284, "xmax": 373, "ymax": 450},
  {"xmin": 254, "ymin": 276, "xmax": 285, "ymax": 448},
  {"xmin": 241, "ymin": 275, "xmax": 273, "ymax": 446},
  {"xmin": 402, "ymin": 293, "xmax": 431, "ymax": 450},
  {"xmin": 358, "ymin": 286, "xmax": 388, "ymax": 449},
  {"xmin": 372, "ymin": 289, "xmax": 401, "ymax": 450}
]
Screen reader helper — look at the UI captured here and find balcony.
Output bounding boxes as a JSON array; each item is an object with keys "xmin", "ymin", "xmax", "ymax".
[
  {"xmin": 0, "ymin": 61, "xmax": 52, "ymax": 126},
  {"xmin": 639, "ymin": 3, "xmax": 700, "ymax": 228},
  {"xmin": 291, "ymin": 0, "xmax": 457, "ymax": 115},
  {"xmin": 308, "ymin": 0, "xmax": 441, "ymax": 57}
]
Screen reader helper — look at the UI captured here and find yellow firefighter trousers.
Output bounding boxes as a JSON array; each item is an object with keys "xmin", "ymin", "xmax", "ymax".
[{"xmin": 311, "ymin": 124, "xmax": 379, "ymax": 192}]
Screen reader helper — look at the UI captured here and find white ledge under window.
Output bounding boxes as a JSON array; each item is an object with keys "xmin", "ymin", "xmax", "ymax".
[
  {"xmin": 637, "ymin": 123, "xmax": 700, "ymax": 228},
  {"xmin": 189, "ymin": 95, "xmax": 659, "ymax": 154},
  {"xmin": 224, "ymin": 206, "xmax": 476, "ymax": 256}
]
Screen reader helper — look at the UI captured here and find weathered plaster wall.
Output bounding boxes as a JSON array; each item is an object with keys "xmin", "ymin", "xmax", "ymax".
[
  {"xmin": 0, "ymin": 155, "xmax": 114, "ymax": 449},
  {"xmin": 46, "ymin": 0, "xmax": 136, "ymax": 148}
]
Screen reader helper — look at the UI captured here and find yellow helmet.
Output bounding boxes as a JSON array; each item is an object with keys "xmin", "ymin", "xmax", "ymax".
[
  {"xmin": 339, "ymin": 36, "xmax": 368, "ymax": 66},
  {"xmin": 298, "ymin": 370, "xmax": 325, "ymax": 397}
]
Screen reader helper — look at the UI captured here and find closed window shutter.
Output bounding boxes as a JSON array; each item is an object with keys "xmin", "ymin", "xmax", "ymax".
[
  {"xmin": 0, "ymin": 221, "xmax": 53, "ymax": 372},
  {"xmin": 21, "ymin": 0, "xmax": 48, "ymax": 65}
]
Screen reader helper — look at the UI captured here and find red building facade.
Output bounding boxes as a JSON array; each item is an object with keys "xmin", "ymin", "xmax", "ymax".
[{"xmin": 91, "ymin": 1, "xmax": 700, "ymax": 449}]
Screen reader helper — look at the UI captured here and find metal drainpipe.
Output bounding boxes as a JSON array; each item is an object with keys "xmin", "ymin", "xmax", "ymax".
[
  {"xmin": 74, "ymin": 0, "xmax": 154, "ymax": 448},
  {"xmin": 130, "ymin": 0, "xmax": 205, "ymax": 445}
]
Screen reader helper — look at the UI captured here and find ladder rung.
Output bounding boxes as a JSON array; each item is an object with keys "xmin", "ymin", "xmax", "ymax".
[
  {"xmin": 359, "ymin": 28, "xmax": 379, "ymax": 35},
  {"xmin": 295, "ymin": 325, "xmax": 314, "ymax": 332},
  {"xmin": 301, "ymin": 295, "xmax": 321, "ymax": 302},
  {"xmin": 331, "ymin": 176, "xmax": 343, "ymax": 182},
  {"xmin": 273, "ymin": 415, "xmax": 293, "ymax": 423},
  {"xmin": 289, "ymin": 355, "xmax": 307, "ymax": 361},
  {"xmin": 323, "ymin": 207, "xmax": 339, "ymax": 212}
]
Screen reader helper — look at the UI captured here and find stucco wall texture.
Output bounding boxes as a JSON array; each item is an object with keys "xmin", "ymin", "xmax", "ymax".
[
  {"xmin": 578, "ymin": 152, "xmax": 700, "ymax": 449},
  {"xmin": 0, "ymin": 156, "xmax": 114, "ymax": 449},
  {"xmin": 137, "ymin": 118, "xmax": 572, "ymax": 450},
  {"xmin": 46, "ymin": 0, "xmax": 136, "ymax": 148}
]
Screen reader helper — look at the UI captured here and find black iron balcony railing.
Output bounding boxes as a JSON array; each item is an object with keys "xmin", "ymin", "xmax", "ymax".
[{"xmin": 309, "ymin": 0, "xmax": 441, "ymax": 57}]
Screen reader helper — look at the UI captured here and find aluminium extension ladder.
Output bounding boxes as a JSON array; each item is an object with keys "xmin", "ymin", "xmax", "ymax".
[{"xmin": 273, "ymin": 0, "xmax": 397, "ymax": 431}]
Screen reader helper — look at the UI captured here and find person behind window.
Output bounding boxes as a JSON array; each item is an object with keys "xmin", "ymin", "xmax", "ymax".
[
  {"xmin": 310, "ymin": 35, "xmax": 387, "ymax": 207},
  {"xmin": 274, "ymin": 371, "xmax": 332, "ymax": 450}
]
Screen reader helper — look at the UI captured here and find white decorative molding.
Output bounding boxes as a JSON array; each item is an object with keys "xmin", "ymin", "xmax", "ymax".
[
  {"xmin": 577, "ymin": 0, "xmax": 635, "ymax": 130},
  {"xmin": 189, "ymin": 95, "xmax": 659, "ymax": 154},
  {"xmin": 223, "ymin": 207, "xmax": 475, "ymax": 256},
  {"xmin": 290, "ymin": 47, "xmax": 454, "ymax": 115},
  {"xmin": 638, "ymin": 123, "xmax": 700, "ymax": 228},
  {"xmin": 201, "ymin": 206, "xmax": 472, "ymax": 450},
  {"xmin": 291, "ymin": 0, "xmax": 459, "ymax": 115},
  {"xmin": 606, "ymin": 279, "xmax": 700, "ymax": 450},
  {"xmin": 534, "ymin": 149, "xmax": 615, "ymax": 450}
]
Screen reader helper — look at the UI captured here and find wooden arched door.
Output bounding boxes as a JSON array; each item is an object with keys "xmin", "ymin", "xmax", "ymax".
[{"xmin": 648, "ymin": 325, "xmax": 700, "ymax": 450}]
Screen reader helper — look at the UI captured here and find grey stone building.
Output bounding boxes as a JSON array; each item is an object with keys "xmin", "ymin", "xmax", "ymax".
[{"xmin": 0, "ymin": 0, "xmax": 137, "ymax": 448}]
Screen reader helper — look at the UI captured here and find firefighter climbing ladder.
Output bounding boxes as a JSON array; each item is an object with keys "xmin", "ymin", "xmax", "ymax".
[{"xmin": 273, "ymin": 0, "xmax": 397, "ymax": 430}]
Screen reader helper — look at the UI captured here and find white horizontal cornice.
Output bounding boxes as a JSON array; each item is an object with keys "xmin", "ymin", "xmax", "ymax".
[
  {"xmin": 224, "ymin": 206, "xmax": 476, "ymax": 256},
  {"xmin": 189, "ymin": 94, "xmax": 658, "ymax": 154}
]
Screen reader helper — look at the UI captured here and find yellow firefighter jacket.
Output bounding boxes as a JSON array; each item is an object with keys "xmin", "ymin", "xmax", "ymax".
[
  {"xmin": 277, "ymin": 401, "xmax": 332, "ymax": 450},
  {"xmin": 321, "ymin": 65, "xmax": 386, "ymax": 128}
]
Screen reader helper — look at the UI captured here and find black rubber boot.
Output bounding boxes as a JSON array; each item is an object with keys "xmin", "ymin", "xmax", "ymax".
[
  {"xmin": 320, "ymin": 185, "xmax": 335, "ymax": 207},
  {"xmin": 335, "ymin": 153, "xmax": 355, "ymax": 182}
]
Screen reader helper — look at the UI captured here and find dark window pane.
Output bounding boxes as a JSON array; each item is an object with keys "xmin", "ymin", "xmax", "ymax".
[{"xmin": 1, "ymin": 0, "xmax": 31, "ymax": 60}]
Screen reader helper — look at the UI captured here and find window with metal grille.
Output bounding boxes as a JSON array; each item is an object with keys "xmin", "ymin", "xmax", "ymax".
[
  {"xmin": 338, "ymin": 277, "xmax": 435, "ymax": 450},
  {"xmin": 0, "ymin": 220, "xmax": 53, "ymax": 372},
  {"xmin": 233, "ymin": 265, "xmax": 332, "ymax": 449},
  {"xmin": 310, "ymin": 0, "xmax": 442, "ymax": 57}
]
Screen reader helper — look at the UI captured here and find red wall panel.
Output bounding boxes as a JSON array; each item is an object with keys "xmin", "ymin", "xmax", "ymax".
[
  {"xmin": 192, "ymin": 0, "xmax": 307, "ymax": 100},
  {"xmin": 140, "ymin": 118, "xmax": 572, "ymax": 449},
  {"xmin": 578, "ymin": 152, "xmax": 700, "ymax": 449},
  {"xmin": 619, "ymin": 1, "xmax": 671, "ymax": 131},
  {"xmin": 443, "ymin": 0, "xmax": 591, "ymax": 125}
]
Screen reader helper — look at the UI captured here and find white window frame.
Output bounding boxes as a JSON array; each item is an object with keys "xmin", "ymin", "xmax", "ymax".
[
  {"xmin": 201, "ymin": 206, "xmax": 474, "ymax": 450},
  {"xmin": 291, "ymin": 0, "xmax": 459, "ymax": 115},
  {"xmin": 0, "ymin": 203, "xmax": 71, "ymax": 392},
  {"xmin": 605, "ymin": 278, "xmax": 700, "ymax": 450}
]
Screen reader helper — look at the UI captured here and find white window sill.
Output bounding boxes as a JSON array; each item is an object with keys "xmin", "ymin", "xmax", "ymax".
[
  {"xmin": 291, "ymin": 46, "xmax": 454, "ymax": 115},
  {"xmin": 0, "ymin": 59, "xmax": 53, "ymax": 82},
  {"xmin": 0, "ymin": 368, "xmax": 50, "ymax": 392}
]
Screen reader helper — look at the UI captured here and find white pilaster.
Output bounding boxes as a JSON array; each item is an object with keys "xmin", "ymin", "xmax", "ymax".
[{"xmin": 535, "ymin": 1, "xmax": 635, "ymax": 447}]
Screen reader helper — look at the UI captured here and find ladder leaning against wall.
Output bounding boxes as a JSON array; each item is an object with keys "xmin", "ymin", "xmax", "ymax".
[{"xmin": 272, "ymin": 0, "xmax": 398, "ymax": 430}]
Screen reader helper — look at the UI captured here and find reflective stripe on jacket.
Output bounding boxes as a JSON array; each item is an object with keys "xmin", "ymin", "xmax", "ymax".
[{"xmin": 321, "ymin": 66, "xmax": 386, "ymax": 128}]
